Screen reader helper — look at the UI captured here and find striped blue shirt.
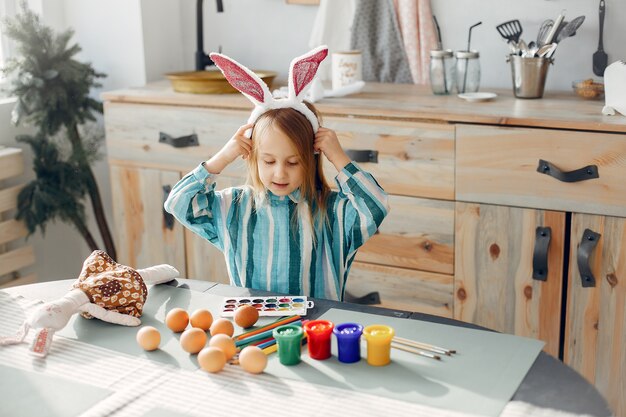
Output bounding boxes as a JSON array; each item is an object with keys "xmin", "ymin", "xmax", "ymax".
[{"xmin": 164, "ymin": 162, "xmax": 389, "ymax": 301}]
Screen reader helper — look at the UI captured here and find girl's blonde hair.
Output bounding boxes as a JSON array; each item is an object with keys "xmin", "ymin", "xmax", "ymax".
[{"xmin": 246, "ymin": 102, "xmax": 331, "ymax": 231}]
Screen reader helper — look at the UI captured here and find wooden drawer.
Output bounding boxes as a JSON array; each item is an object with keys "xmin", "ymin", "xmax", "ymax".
[
  {"xmin": 105, "ymin": 102, "xmax": 248, "ymax": 175},
  {"xmin": 346, "ymin": 262, "xmax": 453, "ymax": 317},
  {"xmin": 357, "ymin": 195, "xmax": 454, "ymax": 274},
  {"xmin": 322, "ymin": 117, "xmax": 455, "ymax": 200},
  {"xmin": 457, "ymin": 124, "xmax": 626, "ymax": 217}
]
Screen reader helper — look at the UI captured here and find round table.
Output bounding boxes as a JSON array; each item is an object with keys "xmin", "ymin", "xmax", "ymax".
[{"xmin": 3, "ymin": 278, "xmax": 613, "ymax": 417}]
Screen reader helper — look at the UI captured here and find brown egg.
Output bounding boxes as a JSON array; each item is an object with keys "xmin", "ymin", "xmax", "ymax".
[
  {"xmin": 238, "ymin": 346, "xmax": 268, "ymax": 374},
  {"xmin": 234, "ymin": 305, "xmax": 259, "ymax": 329},
  {"xmin": 180, "ymin": 327, "xmax": 207, "ymax": 354},
  {"xmin": 136, "ymin": 326, "xmax": 161, "ymax": 351},
  {"xmin": 166, "ymin": 308, "xmax": 189, "ymax": 333},
  {"xmin": 210, "ymin": 318, "xmax": 234, "ymax": 337},
  {"xmin": 198, "ymin": 347, "xmax": 226, "ymax": 373},
  {"xmin": 190, "ymin": 309, "xmax": 213, "ymax": 331},
  {"xmin": 208, "ymin": 334, "xmax": 236, "ymax": 360}
]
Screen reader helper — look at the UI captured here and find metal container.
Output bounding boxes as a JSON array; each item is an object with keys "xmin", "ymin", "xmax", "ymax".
[{"xmin": 509, "ymin": 55, "xmax": 552, "ymax": 99}]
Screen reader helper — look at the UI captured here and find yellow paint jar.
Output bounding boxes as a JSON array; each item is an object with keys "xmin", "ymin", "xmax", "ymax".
[{"xmin": 363, "ymin": 324, "xmax": 395, "ymax": 366}]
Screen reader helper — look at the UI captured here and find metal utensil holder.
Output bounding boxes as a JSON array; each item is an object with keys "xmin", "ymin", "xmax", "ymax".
[{"xmin": 508, "ymin": 55, "xmax": 553, "ymax": 99}]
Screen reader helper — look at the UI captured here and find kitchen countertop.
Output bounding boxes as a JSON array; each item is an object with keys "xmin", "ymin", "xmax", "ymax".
[{"xmin": 102, "ymin": 81, "xmax": 626, "ymax": 133}]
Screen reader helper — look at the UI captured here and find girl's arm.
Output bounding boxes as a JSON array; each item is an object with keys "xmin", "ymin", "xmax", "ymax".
[
  {"xmin": 163, "ymin": 123, "xmax": 253, "ymax": 249},
  {"xmin": 334, "ymin": 162, "xmax": 390, "ymax": 256},
  {"xmin": 163, "ymin": 165, "xmax": 229, "ymax": 250},
  {"xmin": 315, "ymin": 127, "xmax": 390, "ymax": 255}
]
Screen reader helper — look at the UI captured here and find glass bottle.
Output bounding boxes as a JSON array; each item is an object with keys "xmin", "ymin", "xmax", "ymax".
[
  {"xmin": 429, "ymin": 49, "xmax": 455, "ymax": 95},
  {"xmin": 455, "ymin": 50, "xmax": 480, "ymax": 94}
]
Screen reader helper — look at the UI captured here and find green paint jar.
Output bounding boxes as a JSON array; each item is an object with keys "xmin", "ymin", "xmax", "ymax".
[{"xmin": 273, "ymin": 324, "xmax": 304, "ymax": 366}]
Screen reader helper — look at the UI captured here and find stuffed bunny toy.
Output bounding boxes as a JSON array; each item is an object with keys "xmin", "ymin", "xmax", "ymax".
[{"xmin": 0, "ymin": 250, "xmax": 178, "ymax": 357}]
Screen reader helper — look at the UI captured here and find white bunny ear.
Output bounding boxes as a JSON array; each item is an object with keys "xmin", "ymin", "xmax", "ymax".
[
  {"xmin": 210, "ymin": 52, "xmax": 273, "ymax": 106},
  {"xmin": 288, "ymin": 45, "xmax": 328, "ymax": 101}
]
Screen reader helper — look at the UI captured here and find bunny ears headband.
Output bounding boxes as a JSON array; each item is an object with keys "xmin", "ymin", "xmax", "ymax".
[{"xmin": 209, "ymin": 45, "xmax": 328, "ymax": 135}]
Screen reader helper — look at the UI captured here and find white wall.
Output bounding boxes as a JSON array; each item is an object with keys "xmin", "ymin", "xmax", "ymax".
[
  {"xmin": 2, "ymin": 0, "xmax": 625, "ymax": 282},
  {"xmin": 179, "ymin": 0, "xmax": 625, "ymax": 91}
]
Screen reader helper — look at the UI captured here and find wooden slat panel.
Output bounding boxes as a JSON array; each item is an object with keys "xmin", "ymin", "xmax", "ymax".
[
  {"xmin": 0, "ymin": 148, "xmax": 24, "ymax": 181},
  {"xmin": 185, "ymin": 176, "xmax": 242, "ymax": 284},
  {"xmin": 454, "ymin": 203, "xmax": 564, "ymax": 357},
  {"xmin": 0, "ymin": 184, "xmax": 24, "ymax": 213},
  {"xmin": 0, "ymin": 219, "xmax": 28, "ymax": 245},
  {"xmin": 109, "ymin": 166, "xmax": 186, "ymax": 275},
  {"xmin": 322, "ymin": 117, "xmax": 455, "ymax": 200},
  {"xmin": 0, "ymin": 273, "xmax": 37, "ymax": 289},
  {"xmin": 565, "ymin": 214, "xmax": 626, "ymax": 417},
  {"xmin": 0, "ymin": 246, "xmax": 35, "ymax": 276},
  {"xmin": 357, "ymin": 195, "xmax": 454, "ymax": 274},
  {"xmin": 105, "ymin": 103, "xmax": 248, "ymax": 174},
  {"xmin": 457, "ymin": 125, "xmax": 626, "ymax": 217},
  {"xmin": 347, "ymin": 262, "xmax": 453, "ymax": 317}
]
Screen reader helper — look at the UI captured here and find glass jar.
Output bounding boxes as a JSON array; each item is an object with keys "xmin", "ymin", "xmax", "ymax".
[
  {"xmin": 455, "ymin": 50, "xmax": 480, "ymax": 94},
  {"xmin": 429, "ymin": 49, "xmax": 455, "ymax": 95}
]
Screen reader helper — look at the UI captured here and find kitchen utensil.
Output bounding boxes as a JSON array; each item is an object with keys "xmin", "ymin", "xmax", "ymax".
[
  {"xmin": 538, "ymin": 43, "xmax": 557, "ymax": 58},
  {"xmin": 433, "ymin": 15, "xmax": 443, "ymax": 50},
  {"xmin": 496, "ymin": 19, "xmax": 523, "ymax": 44},
  {"xmin": 543, "ymin": 10, "xmax": 566, "ymax": 45},
  {"xmin": 556, "ymin": 15, "xmax": 585, "ymax": 43},
  {"xmin": 518, "ymin": 39, "xmax": 530, "ymax": 57},
  {"xmin": 593, "ymin": 0, "xmax": 608, "ymax": 76},
  {"xmin": 537, "ymin": 19, "xmax": 553, "ymax": 47}
]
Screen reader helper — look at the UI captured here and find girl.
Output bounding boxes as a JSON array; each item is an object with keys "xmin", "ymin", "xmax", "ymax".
[{"xmin": 164, "ymin": 47, "xmax": 389, "ymax": 301}]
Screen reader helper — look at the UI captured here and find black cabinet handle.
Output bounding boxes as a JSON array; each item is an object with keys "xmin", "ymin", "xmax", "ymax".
[
  {"xmin": 159, "ymin": 132, "xmax": 199, "ymax": 148},
  {"xmin": 345, "ymin": 149, "xmax": 378, "ymax": 163},
  {"xmin": 532, "ymin": 227, "xmax": 551, "ymax": 281},
  {"xmin": 577, "ymin": 228, "xmax": 601, "ymax": 287},
  {"xmin": 162, "ymin": 185, "xmax": 175, "ymax": 230},
  {"xmin": 344, "ymin": 290, "xmax": 381, "ymax": 305},
  {"xmin": 536, "ymin": 159, "xmax": 598, "ymax": 183}
]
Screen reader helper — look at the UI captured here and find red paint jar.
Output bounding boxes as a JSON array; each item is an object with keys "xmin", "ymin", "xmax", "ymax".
[{"xmin": 303, "ymin": 320, "xmax": 334, "ymax": 360}]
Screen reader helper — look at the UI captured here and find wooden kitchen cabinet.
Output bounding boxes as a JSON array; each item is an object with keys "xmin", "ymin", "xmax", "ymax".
[
  {"xmin": 454, "ymin": 203, "xmax": 565, "ymax": 356},
  {"xmin": 565, "ymin": 213, "xmax": 626, "ymax": 416},
  {"xmin": 109, "ymin": 165, "xmax": 186, "ymax": 275},
  {"xmin": 103, "ymin": 82, "xmax": 626, "ymax": 415}
]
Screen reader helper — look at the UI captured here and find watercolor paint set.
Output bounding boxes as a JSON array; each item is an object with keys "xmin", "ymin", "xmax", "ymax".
[{"xmin": 220, "ymin": 296, "xmax": 314, "ymax": 317}]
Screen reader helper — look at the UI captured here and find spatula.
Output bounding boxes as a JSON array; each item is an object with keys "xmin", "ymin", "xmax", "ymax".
[
  {"xmin": 496, "ymin": 19, "xmax": 523, "ymax": 44},
  {"xmin": 556, "ymin": 16, "xmax": 585, "ymax": 43},
  {"xmin": 593, "ymin": 0, "xmax": 608, "ymax": 76}
]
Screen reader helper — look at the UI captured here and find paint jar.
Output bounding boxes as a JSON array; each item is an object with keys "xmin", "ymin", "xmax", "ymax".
[
  {"xmin": 362, "ymin": 324, "xmax": 395, "ymax": 366},
  {"xmin": 273, "ymin": 324, "xmax": 304, "ymax": 366},
  {"xmin": 303, "ymin": 320, "xmax": 334, "ymax": 360},
  {"xmin": 333, "ymin": 322, "xmax": 363, "ymax": 363}
]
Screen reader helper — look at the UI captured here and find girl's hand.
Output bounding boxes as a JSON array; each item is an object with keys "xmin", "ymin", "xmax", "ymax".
[
  {"xmin": 314, "ymin": 127, "xmax": 350, "ymax": 171},
  {"xmin": 203, "ymin": 123, "xmax": 254, "ymax": 174}
]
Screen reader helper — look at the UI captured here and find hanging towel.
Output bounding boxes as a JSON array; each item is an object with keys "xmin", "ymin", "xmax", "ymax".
[
  {"xmin": 350, "ymin": 0, "xmax": 414, "ymax": 84},
  {"xmin": 392, "ymin": 0, "xmax": 437, "ymax": 85},
  {"xmin": 308, "ymin": 0, "xmax": 357, "ymax": 81}
]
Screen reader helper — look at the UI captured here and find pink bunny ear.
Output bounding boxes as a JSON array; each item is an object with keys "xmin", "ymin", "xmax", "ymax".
[
  {"xmin": 210, "ymin": 53, "xmax": 272, "ymax": 106},
  {"xmin": 288, "ymin": 46, "xmax": 328, "ymax": 100}
]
